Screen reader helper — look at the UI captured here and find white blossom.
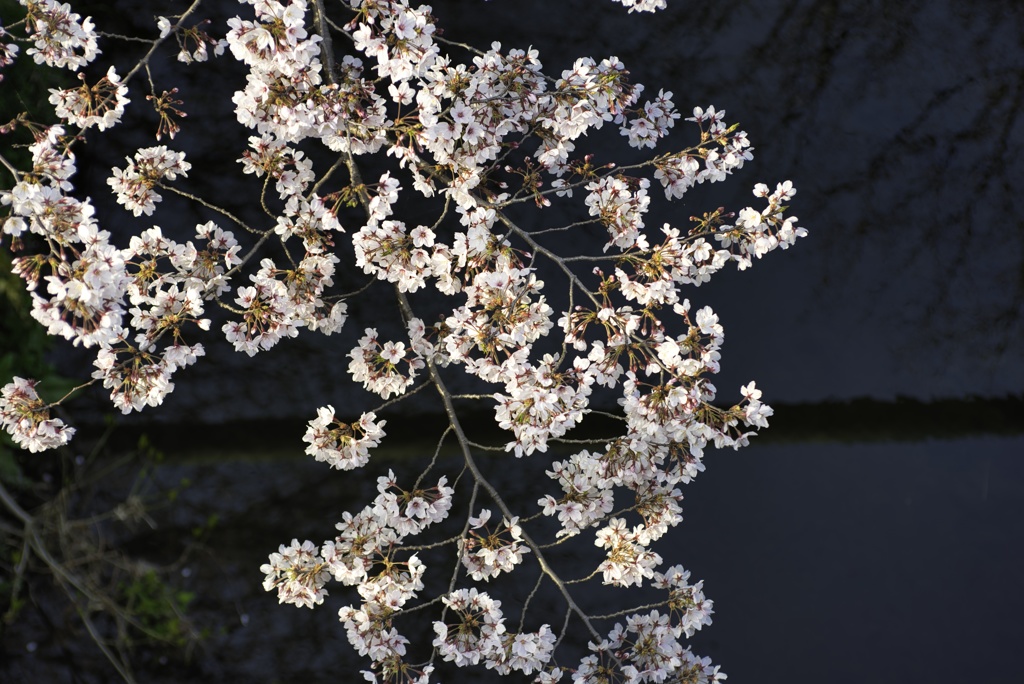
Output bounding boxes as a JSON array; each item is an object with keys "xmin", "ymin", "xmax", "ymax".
[{"xmin": 0, "ymin": 377, "xmax": 75, "ymax": 452}]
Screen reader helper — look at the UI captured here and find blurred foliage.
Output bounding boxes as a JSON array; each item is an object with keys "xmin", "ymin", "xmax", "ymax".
[
  {"xmin": 0, "ymin": 432, "xmax": 206, "ymax": 681},
  {"xmin": 119, "ymin": 569, "xmax": 196, "ymax": 648},
  {"xmin": 0, "ymin": 249, "xmax": 49, "ymax": 379}
]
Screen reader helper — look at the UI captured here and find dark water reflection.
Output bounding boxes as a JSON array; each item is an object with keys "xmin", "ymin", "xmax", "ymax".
[
  {"xmin": 149, "ymin": 433, "xmax": 1024, "ymax": 683},
  {"xmin": 6, "ymin": 433, "xmax": 1023, "ymax": 683},
  {"xmin": 689, "ymin": 435, "xmax": 1024, "ymax": 683}
]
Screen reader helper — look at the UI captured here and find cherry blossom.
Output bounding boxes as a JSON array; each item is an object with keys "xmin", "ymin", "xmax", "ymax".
[
  {"xmin": 108, "ymin": 146, "xmax": 190, "ymax": 217},
  {"xmin": 261, "ymin": 538, "xmax": 331, "ymax": 608},
  {"xmin": 20, "ymin": 0, "xmax": 99, "ymax": 70},
  {"xmin": 433, "ymin": 588, "xmax": 507, "ymax": 667},
  {"xmin": 303, "ymin": 407, "xmax": 386, "ymax": 470},
  {"xmin": 0, "ymin": 1, "xmax": 810, "ymax": 680},
  {"xmin": 461, "ymin": 509, "xmax": 531, "ymax": 580},
  {"xmin": 48, "ymin": 65, "xmax": 128, "ymax": 131},
  {"xmin": 0, "ymin": 377, "xmax": 75, "ymax": 452}
]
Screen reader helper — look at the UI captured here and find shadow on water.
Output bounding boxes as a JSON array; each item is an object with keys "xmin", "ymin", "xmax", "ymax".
[{"xmin": 5, "ymin": 413, "xmax": 1023, "ymax": 683}]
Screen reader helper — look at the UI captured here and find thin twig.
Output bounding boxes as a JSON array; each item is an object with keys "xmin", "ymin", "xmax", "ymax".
[
  {"xmin": 122, "ymin": 0, "xmax": 205, "ymax": 86},
  {"xmin": 590, "ymin": 599, "xmax": 670, "ymax": 621}
]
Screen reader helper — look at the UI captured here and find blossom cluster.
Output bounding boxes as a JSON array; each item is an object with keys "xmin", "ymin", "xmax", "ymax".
[
  {"xmin": 613, "ymin": 0, "xmax": 669, "ymax": 13},
  {"xmin": 0, "ymin": 377, "xmax": 75, "ymax": 453},
  {"xmin": 48, "ymin": 66, "xmax": 129, "ymax": 131},
  {"xmin": 303, "ymin": 407, "xmax": 386, "ymax": 470},
  {"xmin": 3, "ymin": 128, "xmax": 129, "ymax": 350},
  {"xmin": 20, "ymin": 0, "xmax": 98, "ymax": 70},
  {"xmin": 108, "ymin": 145, "xmax": 190, "ymax": 217},
  {"xmin": 261, "ymin": 538, "xmax": 331, "ymax": 609},
  {"xmin": 461, "ymin": 509, "xmax": 530, "ymax": 581},
  {"xmin": 348, "ymin": 321, "xmax": 429, "ymax": 399},
  {"xmin": 0, "ymin": 0, "xmax": 808, "ymax": 681},
  {"xmin": 432, "ymin": 588, "xmax": 556, "ymax": 675}
]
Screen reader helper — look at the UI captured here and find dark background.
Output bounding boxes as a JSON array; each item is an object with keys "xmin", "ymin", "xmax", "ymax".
[{"xmin": 3, "ymin": 0, "xmax": 1023, "ymax": 682}]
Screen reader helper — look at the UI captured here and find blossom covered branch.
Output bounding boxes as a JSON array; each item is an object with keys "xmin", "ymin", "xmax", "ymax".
[{"xmin": 1, "ymin": 0, "xmax": 806, "ymax": 682}]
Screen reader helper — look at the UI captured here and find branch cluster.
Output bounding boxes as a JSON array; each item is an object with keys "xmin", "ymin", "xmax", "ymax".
[{"xmin": 0, "ymin": 1, "xmax": 807, "ymax": 682}]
